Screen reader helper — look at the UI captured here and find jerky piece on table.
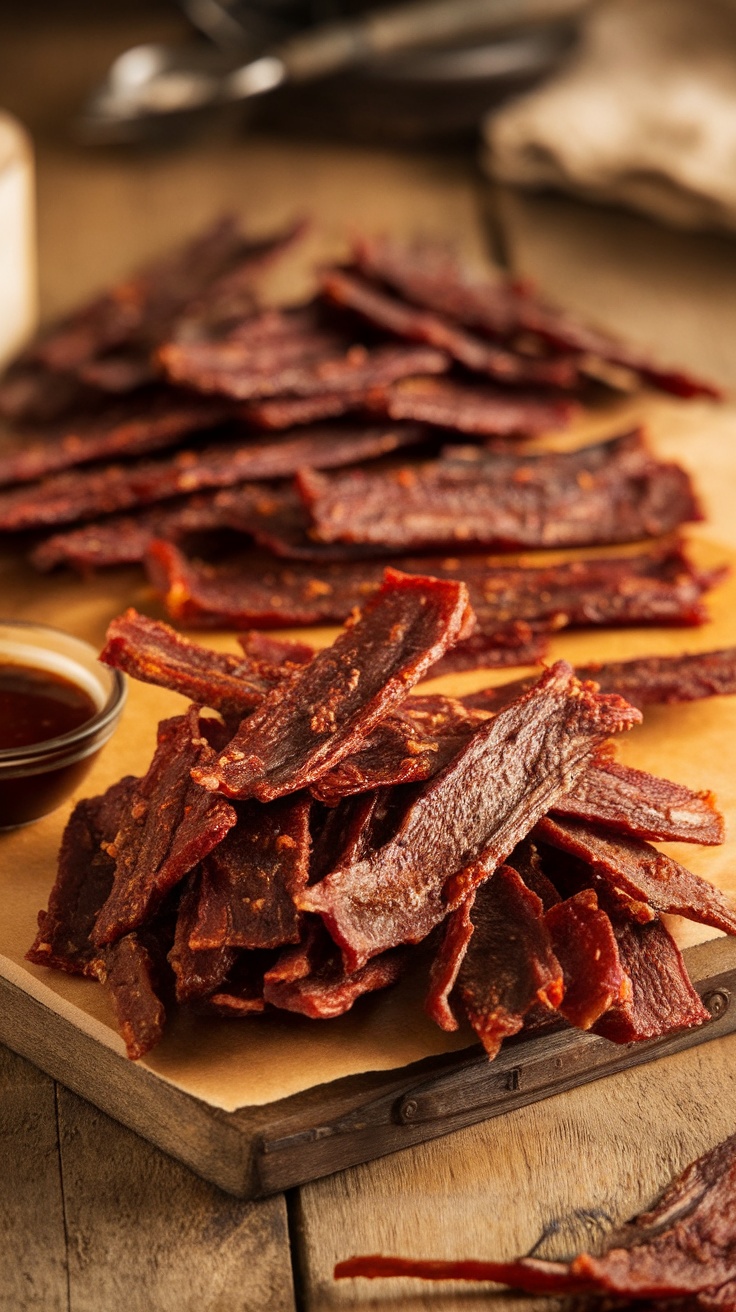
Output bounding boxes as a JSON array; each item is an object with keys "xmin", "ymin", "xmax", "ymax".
[
  {"xmin": 576, "ymin": 646, "xmax": 736, "ymax": 708},
  {"xmin": 192, "ymin": 568, "xmax": 474, "ymax": 801},
  {"xmin": 554, "ymin": 759, "xmax": 725, "ymax": 845},
  {"xmin": 0, "ymin": 392, "xmax": 233, "ymax": 489},
  {"xmin": 262, "ymin": 921, "xmax": 406, "ymax": 1019},
  {"xmin": 310, "ymin": 695, "xmax": 489, "ymax": 806},
  {"xmin": 592, "ymin": 916, "xmax": 709, "ymax": 1044},
  {"xmin": 168, "ymin": 873, "xmax": 237, "ymax": 1004},
  {"xmin": 92, "ymin": 932, "xmax": 167, "ymax": 1060},
  {"xmin": 237, "ymin": 631, "xmax": 314, "ymax": 669},
  {"xmin": 335, "ymin": 1133, "xmax": 736, "ymax": 1296},
  {"xmin": 92, "ymin": 708, "xmax": 237, "ymax": 946},
  {"xmin": 320, "ymin": 266, "xmax": 580, "ymax": 389},
  {"xmin": 535, "ymin": 814, "xmax": 736, "ymax": 936},
  {"xmin": 452, "ymin": 866, "xmax": 563, "ymax": 1058},
  {"xmin": 545, "ymin": 889, "xmax": 630, "ymax": 1031},
  {"xmin": 367, "ymin": 376, "xmax": 574, "ymax": 437},
  {"xmin": 351, "ymin": 234, "xmax": 722, "ymax": 401},
  {"xmin": 190, "ymin": 794, "xmax": 311, "ymax": 950},
  {"xmin": 26, "ymin": 775, "xmax": 137, "ymax": 976},
  {"xmin": 298, "ymin": 430, "xmax": 701, "ymax": 551},
  {"xmin": 100, "ymin": 608, "xmax": 281, "ymax": 714},
  {"xmin": 239, "ymin": 483, "xmax": 396, "ymax": 562},
  {"xmin": 0, "ymin": 423, "xmax": 426, "ymax": 532},
  {"xmin": 302, "ymin": 662, "xmax": 640, "ymax": 970}
]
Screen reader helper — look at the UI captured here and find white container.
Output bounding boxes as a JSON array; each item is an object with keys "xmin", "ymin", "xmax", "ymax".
[{"xmin": 0, "ymin": 112, "xmax": 36, "ymax": 367}]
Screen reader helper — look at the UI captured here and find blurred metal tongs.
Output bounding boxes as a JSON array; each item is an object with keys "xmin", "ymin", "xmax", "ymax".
[{"xmin": 80, "ymin": 0, "xmax": 590, "ymax": 142}]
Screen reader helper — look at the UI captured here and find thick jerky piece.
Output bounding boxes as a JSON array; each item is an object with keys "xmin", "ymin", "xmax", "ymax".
[
  {"xmin": 576, "ymin": 647, "xmax": 736, "ymax": 708},
  {"xmin": 0, "ymin": 423, "xmax": 426, "ymax": 531},
  {"xmin": 192, "ymin": 569, "xmax": 474, "ymax": 801},
  {"xmin": 298, "ymin": 431, "xmax": 702, "ymax": 550},
  {"xmin": 0, "ymin": 392, "xmax": 232, "ymax": 488},
  {"xmin": 302, "ymin": 663, "xmax": 640, "ymax": 970},
  {"xmin": 237, "ymin": 631, "xmax": 314, "ymax": 669},
  {"xmin": 26, "ymin": 776, "xmax": 137, "ymax": 976},
  {"xmin": 593, "ymin": 917, "xmax": 709, "ymax": 1044},
  {"xmin": 310, "ymin": 696, "xmax": 489, "ymax": 806},
  {"xmin": 352, "ymin": 235, "xmax": 721, "ymax": 401},
  {"xmin": 535, "ymin": 814, "xmax": 736, "ymax": 936},
  {"xmin": 555, "ymin": 759, "xmax": 725, "ymax": 845},
  {"xmin": 92, "ymin": 708, "xmax": 237, "ymax": 946},
  {"xmin": 368, "ymin": 376, "xmax": 574, "ymax": 437},
  {"xmin": 168, "ymin": 873, "xmax": 237, "ymax": 1003},
  {"xmin": 262, "ymin": 921, "xmax": 405, "ymax": 1018},
  {"xmin": 453, "ymin": 866, "xmax": 563, "ymax": 1057},
  {"xmin": 190, "ymin": 794, "xmax": 311, "ymax": 950},
  {"xmin": 93, "ymin": 933, "xmax": 167, "ymax": 1060},
  {"xmin": 545, "ymin": 890, "xmax": 630, "ymax": 1030},
  {"xmin": 320, "ymin": 267, "xmax": 579, "ymax": 388},
  {"xmin": 100, "ymin": 608, "xmax": 280, "ymax": 713}
]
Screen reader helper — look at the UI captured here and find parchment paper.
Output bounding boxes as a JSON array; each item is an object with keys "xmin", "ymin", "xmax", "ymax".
[{"xmin": 1, "ymin": 395, "xmax": 735, "ymax": 1113}]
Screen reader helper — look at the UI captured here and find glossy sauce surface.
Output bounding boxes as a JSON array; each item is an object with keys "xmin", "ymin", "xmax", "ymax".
[{"xmin": 0, "ymin": 662, "xmax": 97, "ymax": 750}]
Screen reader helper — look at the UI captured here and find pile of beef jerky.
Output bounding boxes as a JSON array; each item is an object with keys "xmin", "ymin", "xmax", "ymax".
[
  {"xmin": 0, "ymin": 217, "xmax": 727, "ymax": 673},
  {"xmin": 335, "ymin": 1132, "xmax": 736, "ymax": 1312},
  {"xmin": 27, "ymin": 575, "xmax": 736, "ymax": 1061}
]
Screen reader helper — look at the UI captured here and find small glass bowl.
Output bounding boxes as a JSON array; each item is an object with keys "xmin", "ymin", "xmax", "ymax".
[{"xmin": 0, "ymin": 619, "xmax": 127, "ymax": 829}]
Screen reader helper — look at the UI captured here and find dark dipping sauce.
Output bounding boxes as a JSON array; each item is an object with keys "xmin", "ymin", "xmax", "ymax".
[{"xmin": 0, "ymin": 662, "xmax": 100, "ymax": 828}]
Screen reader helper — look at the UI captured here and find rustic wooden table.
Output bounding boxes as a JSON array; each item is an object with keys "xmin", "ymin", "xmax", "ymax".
[{"xmin": 2, "ymin": 8, "xmax": 736, "ymax": 1311}]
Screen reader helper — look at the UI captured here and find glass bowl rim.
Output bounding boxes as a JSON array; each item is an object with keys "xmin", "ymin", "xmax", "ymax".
[{"xmin": 0, "ymin": 618, "xmax": 127, "ymax": 766}]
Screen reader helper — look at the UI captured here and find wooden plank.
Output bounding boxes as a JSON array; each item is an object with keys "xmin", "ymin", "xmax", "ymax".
[
  {"xmin": 0, "ymin": 939, "xmax": 734, "ymax": 1200},
  {"xmin": 0, "ymin": 1045, "xmax": 68, "ymax": 1312},
  {"xmin": 56, "ymin": 1086, "xmax": 296, "ymax": 1312}
]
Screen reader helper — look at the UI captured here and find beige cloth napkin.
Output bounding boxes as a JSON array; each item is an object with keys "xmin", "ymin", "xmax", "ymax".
[{"xmin": 484, "ymin": 0, "xmax": 736, "ymax": 232}]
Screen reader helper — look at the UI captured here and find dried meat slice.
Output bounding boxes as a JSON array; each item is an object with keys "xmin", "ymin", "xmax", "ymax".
[
  {"xmin": 367, "ymin": 376, "xmax": 574, "ymax": 436},
  {"xmin": 591, "ymin": 917, "xmax": 709, "ymax": 1044},
  {"xmin": 302, "ymin": 662, "xmax": 640, "ymax": 970},
  {"xmin": 554, "ymin": 759, "xmax": 725, "ymax": 846},
  {"xmin": 453, "ymin": 866, "xmax": 563, "ymax": 1057},
  {"xmin": 298, "ymin": 431, "xmax": 702, "ymax": 550},
  {"xmin": 190, "ymin": 794, "xmax": 311, "ymax": 950},
  {"xmin": 262, "ymin": 921, "xmax": 406, "ymax": 1018},
  {"xmin": 576, "ymin": 647, "xmax": 736, "ymax": 708},
  {"xmin": 100, "ymin": 608, "xmax": 280, "ymax": 713},
  {"xmin": 424, "ymin": 895, "xmax": 475, "ymax": 1032},
  {"xmin": 92, "ymin": 932, "xmax": 167, "ymax": 1060},
  {"xmin": 237, "ymin": 631, "xmax": 314, "ymax": 669},
  {"xmin": 92, "ymin": 708, "xmax": 237, "ymax": 946},
  {"xmin": 242, "ymin": 390, "xmax": 374, "ymax": 429},
  {"xmin": 534, "ymin": 814, "xmax": 736, "ymax": 937},
  {"xmin": 168, "ymin": 873, "xmax": 237, "ymax": 1003},
  {"xmin": 26, "ymin": 776, "xmax": 137, "ymax": 976},
  {"xmin": 0, "ymin": 423, "xmax": 426, "ymax": 531},
  {"xmin": 192, "ymin": 568, "xmax": 474, "ymax": 802},
  {"xmin": 545, "ymin": 889, "xmax": 630, "ymax": 1030}
]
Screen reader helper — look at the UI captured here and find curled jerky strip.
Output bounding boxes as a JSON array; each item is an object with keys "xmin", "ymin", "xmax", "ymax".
[
  {"xmin": 553, "ymin": 759, "xmax": 725, "ymax": 846},
  {"xmin": 303, "ymin": 663, "xmax": 640, "ymax": 971},
  {"xmin": 192, "ymin": 568, "xmax": 473, "ymax": 802}
]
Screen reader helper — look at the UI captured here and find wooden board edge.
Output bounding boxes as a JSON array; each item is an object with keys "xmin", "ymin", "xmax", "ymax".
[{"xmin": 1, "ymin": 937, "xmax": 734, "ymax": 1200}]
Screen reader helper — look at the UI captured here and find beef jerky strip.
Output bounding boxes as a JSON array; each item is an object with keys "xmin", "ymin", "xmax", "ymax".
[
  {"xmin": 320, "ymin": 266, "xmax": 580, "ymax": 389},
  {"xmin": 262, "ymin": 921, "xmax": 406, "ymax": 1018},
  {"xmin": 0, "ymin": 423, "xmax": 426, "ymax": 531},
  {"xmin": 168, "ymin": 873, "xmax": 237, "ymax": 1003},
  {"xmin": 26, "ymin": 776, "xmax": 137, "ymax": 976},
  {"xmin": 576, "ymin": 647, "xmax": 736, "ymax": 708},
  {"xmin": 545, "ymin": 889, "xmax": 630, "ymax": 1031},
  {"xmin": 367, "ymin": 376, "xmax": 574, "ymax": 437},
  {"xmin": 429, "ymin": 632, "xmax": 552, "ymax": 674},
  {"xmin": 298, "ymin": 430, "xmax": 702, "ymax": 550},
  {"xmin": 92, "ymin": 933, "xmax": 167, "ymax": 1060},
  {"xmin": 100, "ymin": 608, "xmax": 280, "ymax": 714},
  {"xmin": 336, "ymin": 1137, "xmax": 736, "ymax": 1295},
  {"xmin": 190, "ymin": 794, "xmax": 311, "ymax": 950},
  {"xmin": 92, "ymin": 708, "xmax": 237, "ymax": 946},
  {"xmin": 242, "ymin": 390, "xmax": 376, "ymax": 430},
  {"xmin": 352, "ymin": 235, "xmax": 722, "ymax": 401},
  {"xmin": 310, "ymin": 791, "xmax": 390, "ymax": 883},
  {"xmin": 554, "ymin": 759, "xmax": 725, "ymax": 846},
  {"xmin": 162, "ymin": 334, "xmax": 449, "ymax": 400},
  {"xmin": 192, "ymin": 568, "xmax": 474, "ymax": 802},
  {"xmin": 237, "ymin": 631, "xmax": 314, "ymax": 668},
  {"xmin": 535, "ymin": 814, "xmax": 736, "ymax": 936},
  {"xmin": 593, "ymin": 916, "xmax": 709, "ymax": 1044},
  {"xmin": 0, "ymin": 392, "xmax": 233, "ymax": 488},
  {"xmin": 451, "ymin": 866, "xmax": 563, "ymax": 1057},
  {"xmin": 302, "ymin": 662, "xmax": 640, "ymax": 970},
  {"xmin": 234, "ymin": 483, "xmax": 397, "ymax": 561}
]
